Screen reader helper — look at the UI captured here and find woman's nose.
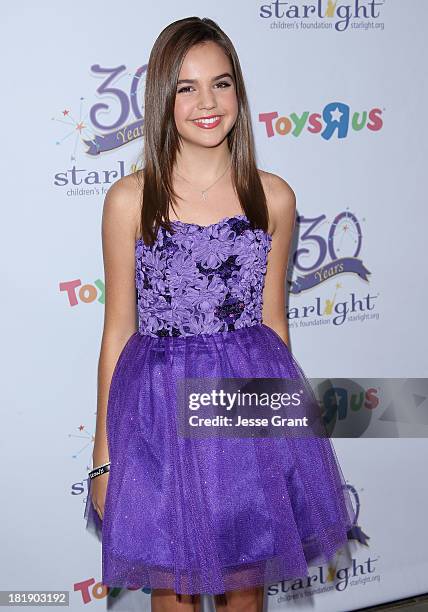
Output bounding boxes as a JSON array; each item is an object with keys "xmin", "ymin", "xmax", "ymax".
[{"xmin": 197, "ymin": 86, "xmax": 217, "ymax": 110}]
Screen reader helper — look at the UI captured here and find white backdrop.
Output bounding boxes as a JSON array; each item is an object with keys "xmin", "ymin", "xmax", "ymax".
[{"xmin": 2, "ymin": 1, "xmax": 427, "ymax": 610}]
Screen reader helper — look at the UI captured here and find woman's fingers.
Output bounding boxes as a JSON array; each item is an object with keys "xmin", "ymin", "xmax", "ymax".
[
  {"xmin": 90, "ymin": 474, "xmax": 108, "ymax": 521},
  {"xmin": 92, "ymin": 497, "xmax": 104, "ymax": 521},
  {"xmin": 95, "ymin": 504, "xmax": 103, "ymax": 521}
]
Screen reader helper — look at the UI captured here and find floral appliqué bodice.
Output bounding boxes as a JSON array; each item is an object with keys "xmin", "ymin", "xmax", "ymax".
[{"xmin": 135, "ymin": 214, "xmax": 272, "ymax": 338}]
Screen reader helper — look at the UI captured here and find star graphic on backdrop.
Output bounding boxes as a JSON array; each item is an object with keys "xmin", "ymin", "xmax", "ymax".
[
  {"xmin": 52, "ymin": 97, "xmax": 97, "ymax": 161},
  {"xmin": 330, "ymin": 107, "xmax": 343, "ymax": 122}
]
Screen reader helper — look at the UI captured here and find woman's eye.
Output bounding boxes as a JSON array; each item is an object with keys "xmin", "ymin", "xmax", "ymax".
[
  {"xmin": 177, "ymin": 86, "xmax": 193, "ymax": 94},
  {"xmin": 177, "ymin": 81, "xmax": 232, "ymax": 94}
]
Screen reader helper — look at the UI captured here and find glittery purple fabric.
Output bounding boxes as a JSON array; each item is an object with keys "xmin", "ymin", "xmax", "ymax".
[{"xmin": 84, "ymin": 214, "xmax": 356, "ymax": 596}]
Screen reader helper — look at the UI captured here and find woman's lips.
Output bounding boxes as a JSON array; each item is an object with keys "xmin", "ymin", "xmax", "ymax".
[{"xmin": 191, "ymin": 115, "xmax": 223, "ymax": 129}]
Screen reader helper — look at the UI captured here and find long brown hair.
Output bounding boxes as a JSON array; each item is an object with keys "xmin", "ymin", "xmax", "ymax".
[{"xmin": 136, "ymin": 16, "xmax": 268, "ymax": 246}]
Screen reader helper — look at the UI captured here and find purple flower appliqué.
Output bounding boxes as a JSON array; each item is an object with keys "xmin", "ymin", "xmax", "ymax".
[{"xmin": 135, "ymin": 215, "xmax": 272, "ymax": 337}]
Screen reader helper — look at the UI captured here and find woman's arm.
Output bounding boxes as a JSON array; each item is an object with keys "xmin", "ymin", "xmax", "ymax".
[
  {"xmin": 261, "ymin": 172, "xmax": 297, "ymax": 348},
  {"xmin": 92, "ymin": 174, "xmax": 141, "ymax": 469}
]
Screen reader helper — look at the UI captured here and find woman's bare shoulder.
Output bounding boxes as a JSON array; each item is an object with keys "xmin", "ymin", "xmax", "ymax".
[
  {"xmin": 257, "ymin": 168, "xmax": 295, "ymax": 202},
  {"xmin": 106, "ymin": 171, "xmax": 142, "ymax": 202},
  {"xmin": 257, "ymin": 169, "xmax": 296, "ymax": 234},
  {"xmin": 103, "ymin": 171, "xmax": 142, "ymax": 241}
]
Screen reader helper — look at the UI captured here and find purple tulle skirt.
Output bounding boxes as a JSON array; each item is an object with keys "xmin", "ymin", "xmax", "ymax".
[{"xmin": 84, "ymin": 322, "xmax": 355, "ymax": 596}]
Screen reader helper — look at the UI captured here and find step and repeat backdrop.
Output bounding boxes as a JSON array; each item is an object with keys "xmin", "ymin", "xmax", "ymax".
[{"xmin": 2, "ymin": 1, "xmax": 427, "ymax": 611}]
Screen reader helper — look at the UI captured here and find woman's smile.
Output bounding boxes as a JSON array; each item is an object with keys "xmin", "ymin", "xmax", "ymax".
[{"xmin": 191, "ymin": 115, "xmax": 223, "ymax": 129}]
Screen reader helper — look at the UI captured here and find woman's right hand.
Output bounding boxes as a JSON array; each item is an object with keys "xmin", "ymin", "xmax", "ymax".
[{"xmin": 90, "ymin": 472, "xmax": 109, "ymax": 521}]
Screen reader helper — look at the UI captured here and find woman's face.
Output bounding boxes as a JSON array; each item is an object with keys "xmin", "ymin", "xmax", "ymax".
[{"xmin": 174, "ymin": 41, "xmax": 238, "ymax": 148}]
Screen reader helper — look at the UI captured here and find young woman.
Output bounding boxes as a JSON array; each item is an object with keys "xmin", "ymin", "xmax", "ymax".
[{"xmin": 85, "ymin": 16, "xmax": 355, "ymax": 612}]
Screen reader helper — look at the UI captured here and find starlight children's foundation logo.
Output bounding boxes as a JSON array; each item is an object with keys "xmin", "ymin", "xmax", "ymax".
[
  {"xmin": 259, "ymin": 102, "xmax": 384, "ymax": 140},
  {"xmin": 52, "ymin": 64, "xmax": 147, "ymax": 191},
  {"xmin": 287, "ymin": 208, "xmax": 379, "ymax": 327},
  {"xmin": 259, "ymin": 0, "xmax": 386, "ymax": 32}
]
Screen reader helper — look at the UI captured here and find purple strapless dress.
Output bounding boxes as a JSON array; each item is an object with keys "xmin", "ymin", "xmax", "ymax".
[{"xmin": 84, "ymin": 214, "xmax": 355, "ymax": 596}]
